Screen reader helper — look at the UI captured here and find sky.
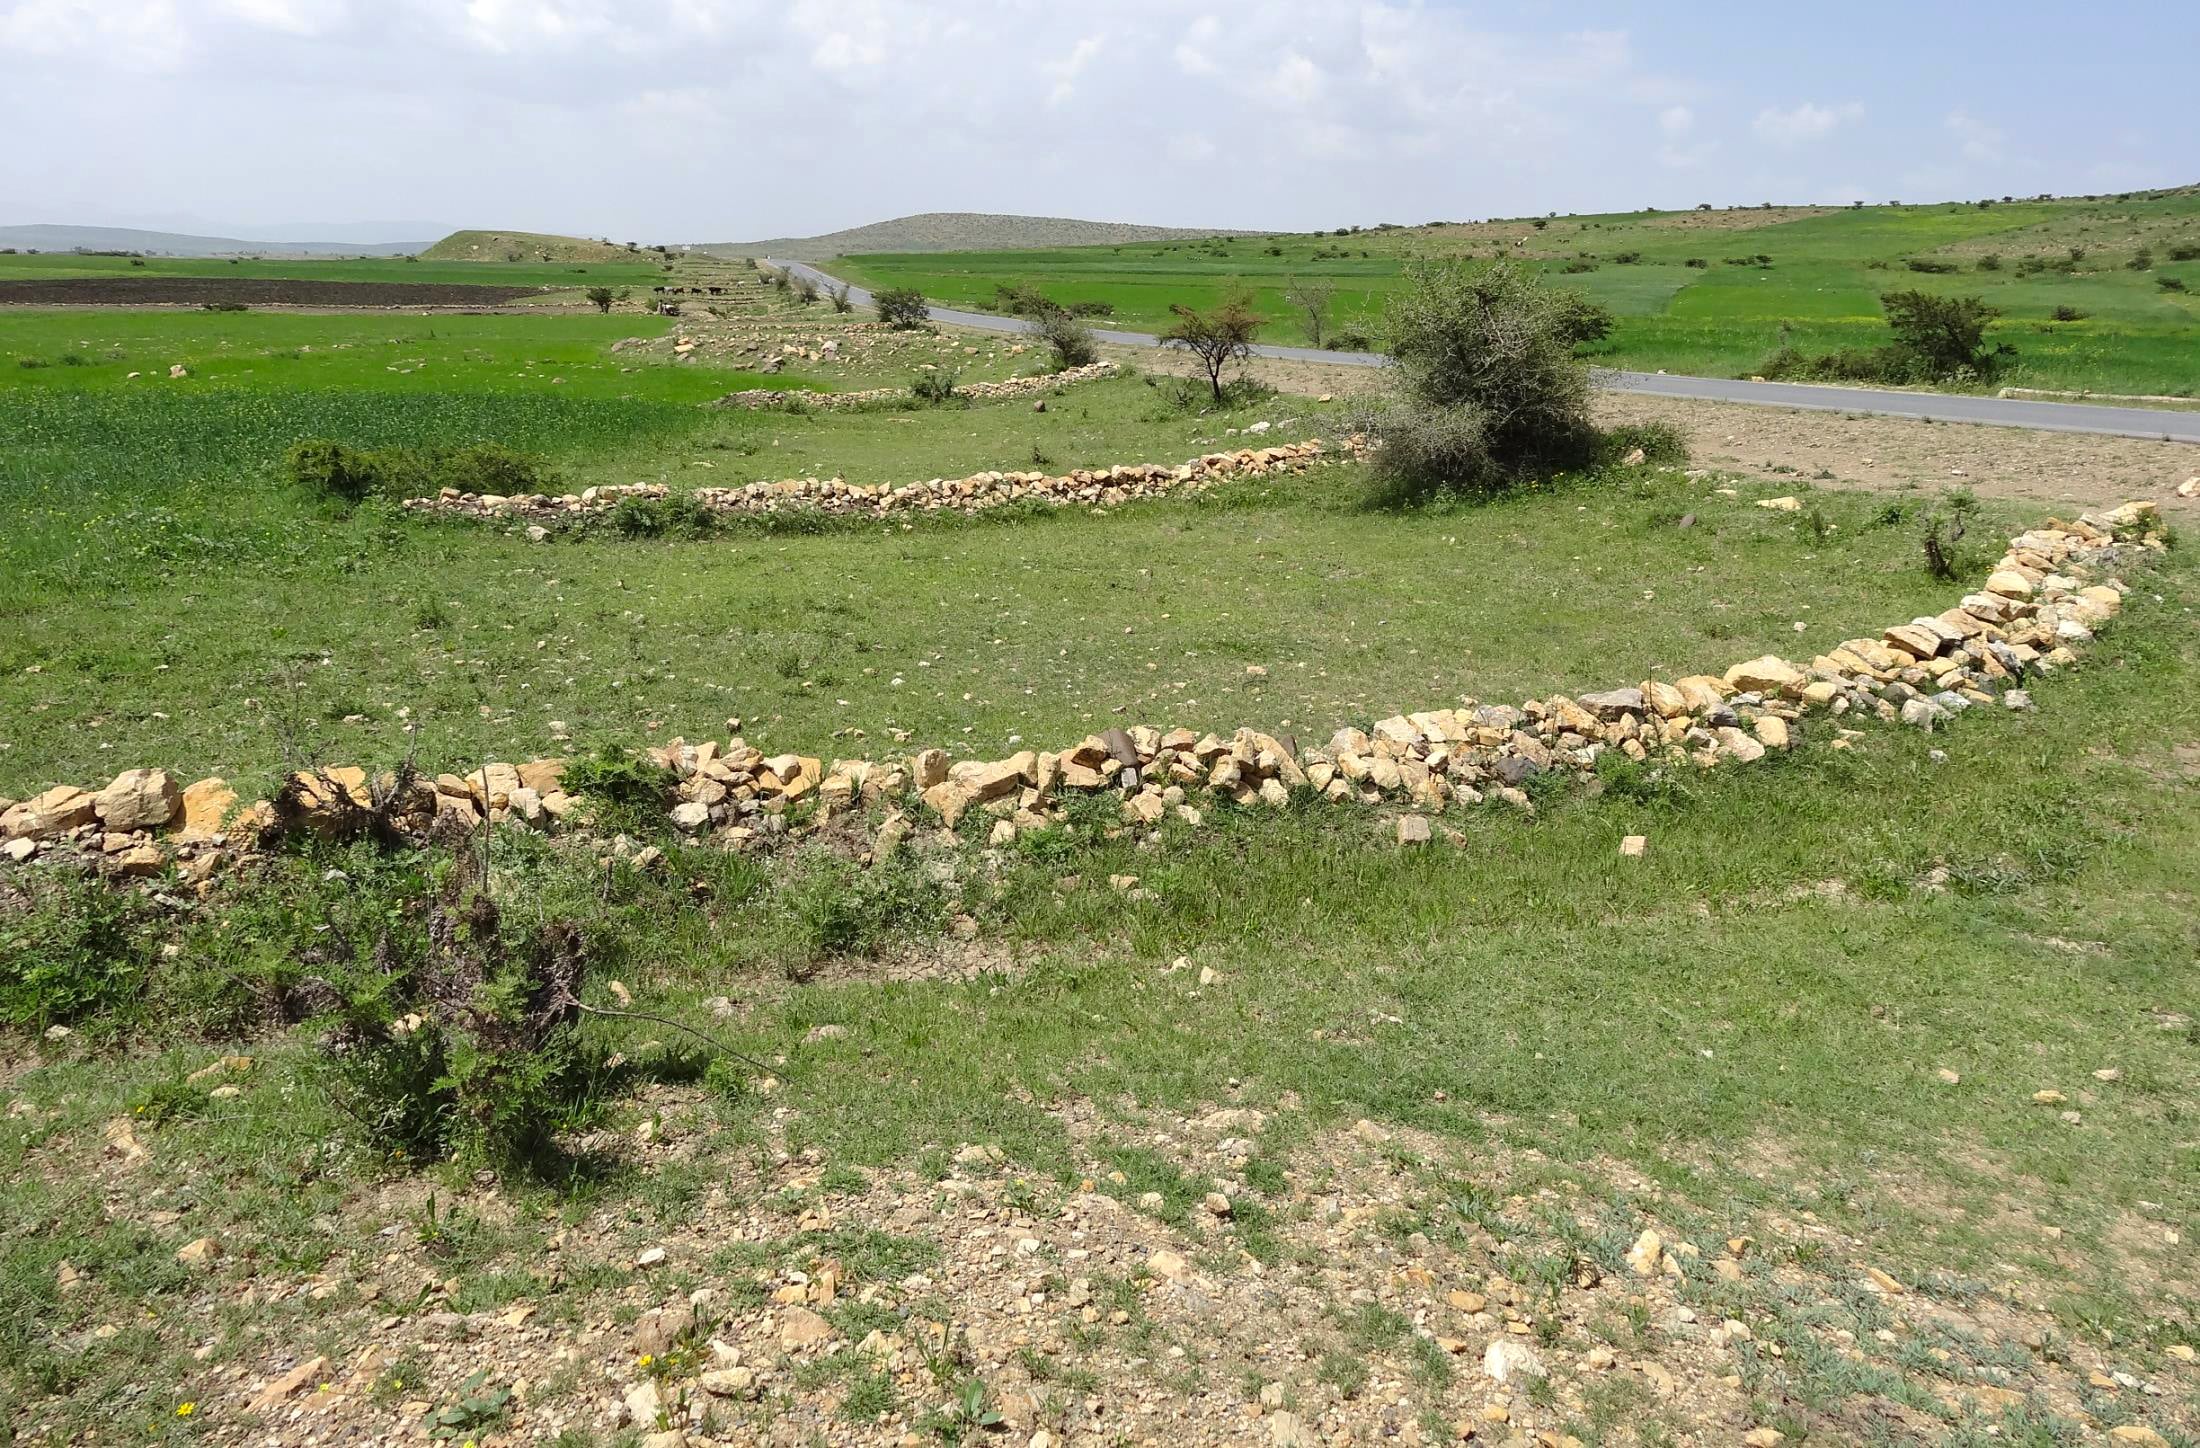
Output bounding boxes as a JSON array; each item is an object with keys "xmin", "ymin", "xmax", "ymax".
[{"xmin": 3, "ymin": 0, "xmax": 2193, "ymax": 244}]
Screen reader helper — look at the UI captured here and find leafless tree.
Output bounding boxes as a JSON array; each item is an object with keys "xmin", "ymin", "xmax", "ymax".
[{"xmin": 1282, "ymin": 274, "xmax": 1336, "ymax": 348}]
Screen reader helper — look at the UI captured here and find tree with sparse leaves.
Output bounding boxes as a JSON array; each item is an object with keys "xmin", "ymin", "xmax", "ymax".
[
  {"xmin": 1282, "ymin": 275, "xmax": 1336, "ymax": 348},
  {"xmin": 1161, "ymin": 290, "xmax": 1262, "ymax": 403}
]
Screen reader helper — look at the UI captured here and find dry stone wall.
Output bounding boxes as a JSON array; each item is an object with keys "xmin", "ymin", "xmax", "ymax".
[
  {"xmin": 709, "ymin": 361, "xmax": 1117, "ymax": 410},
  {"xmin": 0, "ymin": 502, "xmax": 2168, "ymax": 892},
  {"xmin": 402, "ymin": 439, "xmax": 1338, "ymax": 526}
]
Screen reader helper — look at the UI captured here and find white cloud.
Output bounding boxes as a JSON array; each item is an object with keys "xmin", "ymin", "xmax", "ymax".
[
  {"xmin": 214, "ymin": 0, "xmax": 346, "ymax": 34},
  {"xmin": 37, "ymin": 2, "xmax": 2165, "ymax": 242},
  {"xmin": 1044, "ymin": 34, "xmax": 1103, "ymax": 107},
  {"xmin": 0, "ymin": 0, "xmax": 188, "ymax": 69},
  {"xmin": 1272, "ymin": 51, "xmax": 1322, "ymax": 106},
  {"xmin": 1945, "ymin": 109, "xmax": 2003, "ymax": 163},
  {"xmin": 1173, "ymin": 14, "xmax": 1219, "ymax": 75},
  {"xmin": 1753, "ymin": 100, "xmax": 1863, "ymax": 146},
  {"xmin": 1167, "ymin": 133, "xmax": 1218, "ymax": 164}
]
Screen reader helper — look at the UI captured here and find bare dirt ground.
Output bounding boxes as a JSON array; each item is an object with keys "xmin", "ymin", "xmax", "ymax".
[
  {"xmin": 1116, "ymin": 346, "xmax": 2200, "ymax": 517},
  {"xmin": 36, "ymin": 1074, "xmax": 2194, "ymax": 1448}
]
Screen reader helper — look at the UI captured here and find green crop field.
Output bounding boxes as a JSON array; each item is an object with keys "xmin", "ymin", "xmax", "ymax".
[
  {"xmin": 0, "ymin": 247, "xmax": 668, "ymax": 290},
  {"xmin": 2, "ymin": 269, "xmax": 2196, "ymax": 1445},
  {"xmin": 834, "ymin": 190, "xmax": 2200, "ymax": 396}
]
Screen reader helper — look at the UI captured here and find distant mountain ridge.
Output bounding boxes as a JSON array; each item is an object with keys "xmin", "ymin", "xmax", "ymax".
[
  {"xmin": 698, "ymin": 211, "xmax": 1256, "ymax": 260},
  {"xmin": 0, "ymin": 224, "xmax": 424, "ymax": 256}
]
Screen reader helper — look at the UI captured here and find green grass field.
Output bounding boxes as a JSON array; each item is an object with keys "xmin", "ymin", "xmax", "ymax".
[
  {"xmin": 2, "ymin": 285, "xmax": 2195, "ymax": 1445},
  {"xmin": 834, "ymin": 192, "xmax": 2200, "ymax": 395},
  {"xmin": 0, "ymin": 248, "xmax": 667, "ymax": 289}
]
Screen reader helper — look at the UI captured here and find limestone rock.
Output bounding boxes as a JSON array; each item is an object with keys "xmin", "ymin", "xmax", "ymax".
[
  {"xmin": 1483, "ymin": 1339, "xmax": 1545, "ymax": 1382},
  {"xmin": 247, "ymin": 1355, "xmax": 329, "ymax": 1413},
  {"xmin": 179, "ymin": 777, "xmax": 238, "ymax": 837},
  {"xmin": 1724, "ymin": 655, "xmax": 1803, "ymax": 695},
  {"xmin": 2, "ymin": 786, "xmax": 97, "ymax": 841},
  {"xmin": 778, "ymin": 1305, "xmax": 834, "ymax": 1350}
]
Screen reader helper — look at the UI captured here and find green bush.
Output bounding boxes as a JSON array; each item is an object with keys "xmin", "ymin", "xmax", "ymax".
[
  {"xmin": 603, "ymin": 493, "xmax": 712, "ymax": 538},
  {"xmin": 286, "ymin": 439, "xmax": 394, "ymax": 504},
  {"xmin": 910, "ymin": 369, "xmax": 963, "ymax": 406},
  {"xmin": 320, "ymin": 854, "xmax": 607, "ymax": 1170},
  {"xmin": 562, "ymin": 748, "xmax": 676, "ymax": 815},
  {"xmin": 0, "ymin": 874, "xmax": 156, "ymax": 1028},
  {"xmin": 1905, "ymin": 258, "xmax": 1959, "ymax": 274},
  {"xmin": 1596, "ymin": 421, "xmax": 1688, "ymax": 466},
  {"xmin": 438, "ymin": 443, "xmax": 547, "ymax": 496},
  {"xmin": 1760, "ymin": 290, "xmax": 2008, "ymax": 385},
  {"xmin": 285, "ymin": 440, "xmax": 549, "ymax": 504},
  {"xmin": 874, "ymin": 287, "xmax": 930, "ymax": 329},
  {"xmin": 1881, "ymin": 289, "xmax": 2006, "ymax": 378},
  {"xmin": 780, "ymin": 852, "xmax": 946, "ymax": 961},
  {"xmin": 1358, "ymin": 262, "xmax": 1603, "ymax": 502},
  {"xmin": 1037, "ymin": 310, "xmax": 1098, "ymax": 370}
]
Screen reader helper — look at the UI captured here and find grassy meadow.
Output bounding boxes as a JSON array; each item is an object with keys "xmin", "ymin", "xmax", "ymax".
[
  {"xmin": 5, "ymin": 300, "xmax": 1981, "ymax": 796},
  {"xmin": 0, "ymin": 247, "xmax": 667, "ymax": 290},
  {"xmin": 834, "ymin": 191, "xmax": 2200, "ymax": 395},
  {"xmin": 2, "ymin": 270, "xmax": 2196, "ymax": 1444}
]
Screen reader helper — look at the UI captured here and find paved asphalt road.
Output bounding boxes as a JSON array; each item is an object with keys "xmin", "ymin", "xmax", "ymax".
[{"xmin": 770, "ymin": 259, "xmax": 2200, "ymax": 446}]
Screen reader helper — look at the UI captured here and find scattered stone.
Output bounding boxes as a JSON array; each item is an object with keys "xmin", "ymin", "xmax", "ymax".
[
  {"xmin": 1619, "ymin": 834, "xmax": 1647, "ymax": 858},
  {"xmin": 699, "ymin": 1366, "xmax": 758, "ymax": 1399},
  {"xmin": 176, "ymin": 1237, "xmax": 220, "ymax": 1269},
  {"xmin": 247, "ymin": 1355, "xmax": 329, "ymax": 1413},
  {"xmin": 1483, "ymin": 1339, "xmax": 1545, "ymax": 1383},
  {"xmin": 777, "ymin": 1305, "xmax": 834, "ymax": 1350},
  {"xmin": 1396, "ymin": 815, "xmax": 1432, "ymax": 846}
]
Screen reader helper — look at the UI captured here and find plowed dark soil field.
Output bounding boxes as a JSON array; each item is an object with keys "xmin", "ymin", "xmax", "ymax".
[{"xmin": 0, "ymin": 275, "xmax": 546, "ymax": 307}]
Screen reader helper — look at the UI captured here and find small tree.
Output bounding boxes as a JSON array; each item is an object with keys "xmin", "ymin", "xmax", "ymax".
[
  {"xmin": 828, "ymin": 283, "xmax": 853, "ymax": 314},
  {"xmin": 874, "ymin": 287, "xmax": 930, "ymax": 330},
  {"xmin": 584, "ymin": 286, "xmax": 629, "ymax": 313},
  {"xmin": 1283, "ymin": 274, "xmax": 1336, "ymax": 348},
  {"xmin": 1358, "ymin": 262, "xmax": 1603, "ymax": 501},
  {"xmin": 1879, "ymin": 289, "xmax": 2000, "ymax": 378},
  {"xmin": 1037, "ymin": 310, "xmax": 1098, "ymax": 370},
  {"xmin": 1161, "ymin": 290, "xmax": 1261, "ymax": 403}
]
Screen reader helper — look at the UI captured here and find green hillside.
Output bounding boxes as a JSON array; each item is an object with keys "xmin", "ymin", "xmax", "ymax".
[
  {"xmin": 420, "ymin": 229, "xmax": 643, "ymax": 264},
  {"xmin": 835, "ymin": 189, "xmax": 2200, "ymax": 395}
]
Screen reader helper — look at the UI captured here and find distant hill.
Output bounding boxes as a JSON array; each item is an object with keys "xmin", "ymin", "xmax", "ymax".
[
  {"xmin": 421, "ymin": 230, "xmax": 639, "ymax": 263},
  {"xmin": 0, "ymin": 224, "xmax": 423, "ymax": 257},
  {"xmin": 699, "ymin": 212, "xmax": 1255, "ymax": 260}
]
